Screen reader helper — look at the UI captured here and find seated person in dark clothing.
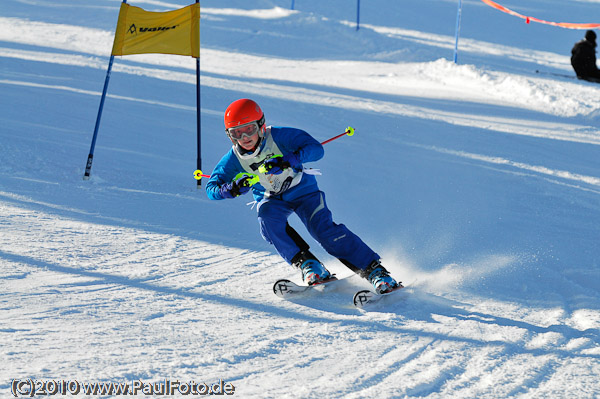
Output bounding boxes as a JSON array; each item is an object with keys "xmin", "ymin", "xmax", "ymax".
[{"xmin": 571, "ymin": 30, "xmax": 600, "ymax": 83}]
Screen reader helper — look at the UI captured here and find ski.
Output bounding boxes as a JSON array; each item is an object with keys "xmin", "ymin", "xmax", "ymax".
[
  {"xmin": 273, "ymin": 275, "xmax": 339, "ymax": 298},
  {"xmin": 353, "ymin": 284, "xmax": 405, "ymax": 308}
]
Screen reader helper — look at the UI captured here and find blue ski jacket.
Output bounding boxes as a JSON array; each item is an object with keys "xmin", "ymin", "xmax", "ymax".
[{"xmin": 206, "ymin": 126, "xmax": 324, "ymax": 202}]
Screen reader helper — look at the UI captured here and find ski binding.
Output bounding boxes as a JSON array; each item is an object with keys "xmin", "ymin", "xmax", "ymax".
[
  {"xmin": 273, "ymin": 275, "xmax": 338, "ymax": 298},
  {"xmin": 353, "ymin": 284, "xmax": 405, "ymax": 308}
]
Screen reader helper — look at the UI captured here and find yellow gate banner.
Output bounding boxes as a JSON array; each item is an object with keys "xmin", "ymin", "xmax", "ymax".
[{"xmin": 111, "ymin": 3, "xmax": 200, "ymax": 57}]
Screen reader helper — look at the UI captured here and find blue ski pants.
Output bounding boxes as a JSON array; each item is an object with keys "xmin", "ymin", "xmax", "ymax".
[{"xmin": 257, "ymin": 190, "xmax": 379, "ymax": 270}]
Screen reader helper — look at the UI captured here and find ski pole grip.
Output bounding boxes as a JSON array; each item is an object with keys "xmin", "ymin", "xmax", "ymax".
[
  {"xmin": 258, "ymin": 155, "xmax": 284, "ymax": 174},
  {"xmin": 234, "ymin": 172, "xmax": 260, "ymax": 187}
]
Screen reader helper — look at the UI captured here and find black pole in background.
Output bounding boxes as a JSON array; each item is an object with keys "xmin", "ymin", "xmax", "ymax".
[{"xmin": 196, "ymin": 0, "xmax": 202, "ymax": 188}]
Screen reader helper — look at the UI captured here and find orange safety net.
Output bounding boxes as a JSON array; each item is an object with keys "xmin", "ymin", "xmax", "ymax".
[{"xmin": 480, "ymin": 0, "xmax": 600, "ymax": 29}]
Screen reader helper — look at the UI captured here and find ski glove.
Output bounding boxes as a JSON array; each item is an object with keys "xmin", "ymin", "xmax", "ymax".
[
  {"xmin": 219, "ymin": 175, "xmax": 252, "ymax": 199},
  {"xmin": 260, "ymin": 153, "xmax": 301, "ymax": 175}
]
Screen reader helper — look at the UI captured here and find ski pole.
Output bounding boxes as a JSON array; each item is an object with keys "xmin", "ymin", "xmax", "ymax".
[
  {"xmin": 320, "ymin": 126, "xmax": 354, "ymax": 145},
  {"xmin": 193, "ymin": 170, "xmax": 260, "ymax": 186},
  {"xmin": 193, "ymin": 170, "xmax": 210, "ymax": 180},
  {"xmin": 194, "ymin": 126, "xmax": 355, "ymax": 182}
]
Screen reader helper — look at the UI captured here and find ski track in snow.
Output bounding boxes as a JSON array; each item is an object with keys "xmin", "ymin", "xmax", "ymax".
[
  {"xmin": 1, "ymin": 1, "xmax": 600, "ymax": 398},
  {"xmin": 2, "ymin": 198, "xmax": 599, "ymax": 398}
]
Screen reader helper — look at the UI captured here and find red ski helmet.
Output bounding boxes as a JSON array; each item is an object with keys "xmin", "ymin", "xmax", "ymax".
[{"xmin": 224, "ymin": 99, "xmax": 265, "ymax": 130}]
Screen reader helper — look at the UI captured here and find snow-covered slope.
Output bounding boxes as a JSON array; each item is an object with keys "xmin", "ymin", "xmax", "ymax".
[{"xmin": 1, "ymin": 0, "xmax": 599, "ymax": 397}]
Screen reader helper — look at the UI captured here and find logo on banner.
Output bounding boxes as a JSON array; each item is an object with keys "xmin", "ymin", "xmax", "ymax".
[{"xmin": 127, "ymin": 24, "xmax": 179, "ymax": 36}]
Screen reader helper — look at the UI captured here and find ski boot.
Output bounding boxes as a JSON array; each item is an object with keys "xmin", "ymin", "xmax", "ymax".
[
  {"xmin": 362, "ymin": 260, "xmax": 402, "ymax": 294},
  {"xmin": 291, "ymin": 250, "xmax": 331, "ymax": 285}
]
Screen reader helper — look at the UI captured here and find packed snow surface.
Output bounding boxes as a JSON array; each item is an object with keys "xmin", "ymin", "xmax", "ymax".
[{"xmin": 1, "ymin": 0, "xmax": 599, "ymax": 397}]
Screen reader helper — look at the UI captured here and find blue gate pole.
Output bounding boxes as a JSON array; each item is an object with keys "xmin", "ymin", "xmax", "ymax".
[
  {"xmin": 83, "ymin": 0, "xmax": 126, "ymax": 180},
  {"xmin": 291, "ymin": 0, "xmax": 295, "ymax": 10},
  {"xmin": 356, "ymin": 0, "xmax": 360, "ymax": 31},
  {"xmin": 453, "ymin": 0, "xmax": 463, "ymax": 64},
  {"xmin": 83, "ymin": 54, "xmax": 115, "ymax": 180}
]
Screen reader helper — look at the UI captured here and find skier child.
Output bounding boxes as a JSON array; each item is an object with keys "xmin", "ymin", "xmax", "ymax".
[{"xmin": 206, "ymin": 98, "xmax": 401, "ymax": 294}]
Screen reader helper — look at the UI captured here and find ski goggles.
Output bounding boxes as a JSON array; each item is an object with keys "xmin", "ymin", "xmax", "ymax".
[{"xmin": 227, "ymin": 122, "xmax": 259, "ymax": 141}]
